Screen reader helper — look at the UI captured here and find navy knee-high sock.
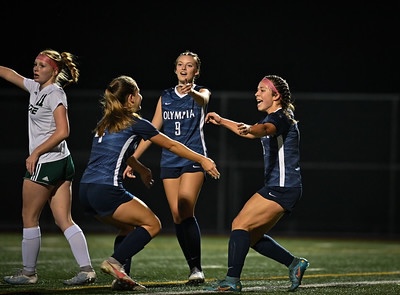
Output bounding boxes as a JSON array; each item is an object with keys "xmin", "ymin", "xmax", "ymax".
[
  {"xmin": 112, "ymin": 227, "xmax": 151, "ymax": 266},
  {"xmin": 226, "ymin": 229, "xmax": 250, "ymax": 279},
  {"xmin": 175, "ymin": 217, "xmax": 202, "ymax": 271},
  {"xmin": 114, "ymin": 235, "xmax": 132, "ymax": 275},
  {"xmin": 251, "ymin": 234, "xmax": 293, "ymax": 266}
]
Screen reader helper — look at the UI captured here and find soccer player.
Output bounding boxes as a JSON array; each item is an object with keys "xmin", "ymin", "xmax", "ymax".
[
  {"xmin": 204, "ymin": 75, "xmax": 309, "ymax": 292},
  {"xmin": 131, "ymin": 50, "xmax": 211, "ymax": 284},
  {"xmin": 0, "ymin": 49, "xmax": 96, "ymax": 285},
  {"xmin": 79, "ymin": 75, "xmax": 220, "ymax": 291}
]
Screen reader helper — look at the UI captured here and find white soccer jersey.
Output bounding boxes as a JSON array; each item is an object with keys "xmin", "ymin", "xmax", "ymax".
[{"xmin": 24, "ymin": 78, "xmax": 70, "ymax": 163}]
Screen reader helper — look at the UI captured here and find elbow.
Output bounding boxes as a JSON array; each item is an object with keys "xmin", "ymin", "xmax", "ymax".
[{"xmin": 60, "ymin": 130, "xmax": 70, "ymax": 141}]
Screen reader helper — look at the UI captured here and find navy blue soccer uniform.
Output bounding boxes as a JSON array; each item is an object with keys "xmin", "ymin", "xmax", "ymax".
[
  {"xmin": 79, "ymin": 117, "xmax": 159, "ymax": 216},
  {"xmin": 257, "ymin": 109, "xmax": 302, "ymax": 212},
  {"xmin": 159, "ymin": 85, "xmax": 208, "ymax": 168}
]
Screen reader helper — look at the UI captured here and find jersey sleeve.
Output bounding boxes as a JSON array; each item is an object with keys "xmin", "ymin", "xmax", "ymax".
[
  {"xmin": 47, "ymin": 88, "xmax": 67, "ymax": 112},
  {"xmin": 265, "ymin": 111, "xmax": 291, "ymax": 136},
  {"xmin": 134, "ymin": 117, "xmax": 160, "ymax": 140},
  {"xmin": 23, "ymin": 78, "xmax": 39, "ymax": 93}
]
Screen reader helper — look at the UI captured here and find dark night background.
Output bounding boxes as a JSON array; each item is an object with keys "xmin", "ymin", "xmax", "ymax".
[
  {"xmin": 1, "ymin": 1, "xmax": 399, "ymax": 237},
  {"xmin": 2, "ymin": 1, "xmax": 399, "ymax": 93}
]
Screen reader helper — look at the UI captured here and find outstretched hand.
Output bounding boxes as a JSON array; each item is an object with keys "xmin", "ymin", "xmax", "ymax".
[
  {"xmin": 177, "ymin": 79, "xmax": 193, "ymax": 95},
  {"xmin": 205, "ymin": 112, "xmax": 221, "ymax": 125}
]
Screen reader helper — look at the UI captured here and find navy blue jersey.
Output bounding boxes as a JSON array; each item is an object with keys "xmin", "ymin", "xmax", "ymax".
[
  {"xmin": 160, "ymin": 85, "xmax": 208, "ymax": 167},
  {"xmin": 80, "ymin": 117, "xmax": 159, "ymax": 187},
  {"xmin": 260, "ymin": 109, "xmax": 302, "ymax": 188}
]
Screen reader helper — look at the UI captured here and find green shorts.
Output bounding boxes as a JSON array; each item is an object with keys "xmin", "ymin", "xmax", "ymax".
[{"xmin": 24, "ymin": 155, "xmax": 75, "ymax": 186}]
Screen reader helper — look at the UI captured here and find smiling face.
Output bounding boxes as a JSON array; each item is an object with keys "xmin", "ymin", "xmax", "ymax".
[
  {"xmin": 174, "ymin": 54, "xmax": 199, "ymax": 85},
  {"xmin": 255, "ymin": 79, "xmax": 280, "ymax": 113}
]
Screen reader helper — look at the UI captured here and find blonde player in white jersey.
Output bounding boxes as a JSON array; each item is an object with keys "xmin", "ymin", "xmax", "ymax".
[{"xmin": 0, "ymin": 49, "xmax": 96, "ymax": 286}]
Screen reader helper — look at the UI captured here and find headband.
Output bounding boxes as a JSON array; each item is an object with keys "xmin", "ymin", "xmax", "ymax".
[
  {"xmin": 260, "ymin": 77, "xmax": 279, "ymax": 95},
  {"xmin": 36, "ymin": 54, "xmax": 59, "ymax": 72}
]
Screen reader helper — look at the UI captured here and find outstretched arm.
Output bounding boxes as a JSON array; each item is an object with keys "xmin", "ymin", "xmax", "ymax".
[
  {"xmin": 141, "ymin": 132, "xmax": 220, "ymax": 179},
  {"xmin": 0, "ymin": 66, "xmax": 26, "ymax": 90},
  {"xmin": 205, "ymin": 112, "xmax": 276, "ymax": 138},
  {"xmin": 177, "ymin": 79, "xmax": 211, "ymax": 106}
]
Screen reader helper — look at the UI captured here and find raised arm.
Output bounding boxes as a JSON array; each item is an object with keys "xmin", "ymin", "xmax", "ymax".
[
  {"xmin": 0, "ymin": 66, "xmax": 26, "ymax": 90},
  {"xmin": 190, "ymin": 87, "xmax": 210, "ymax": 106},
  {"xmin": 179, "ymin": 82, "xmax": 211, "ymax": 107}
]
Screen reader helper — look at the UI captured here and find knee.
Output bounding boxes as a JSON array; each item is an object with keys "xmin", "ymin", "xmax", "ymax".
[
  {"xmin": 147, "ymin": 216, "xmax": 162, "ymax": 237},
  {"xmin": 231, "ymin": 215, "xmax": 247, "ymax": 231},
  {"xmin": 177, "ymin": 199, "xmax": 193, "ymax": 216},
  {"xmin": 231, "ymin": 218, "xmax": 240, "ymax": 230}
]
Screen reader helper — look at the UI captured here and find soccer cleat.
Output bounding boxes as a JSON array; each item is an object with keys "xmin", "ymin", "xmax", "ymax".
[
  {"xmin": 204, "ymin": 279, "xmax": 242, "ymax": 292},
  {"xmin": 63, "ymin": 270, "xmax": 96, "ymax": 285},
  {"xmin": 3, "ymin": 269, "xmax": 38, "ymax": 285},
  {"xmin": 111, "ymin": 278, "xmax": 146, "ymax": 291},
  {"xmin": 288, "ymin": 257, "xmax": 309, "ymax": 291},
  {"xmin": 187, "ymin": 267, "xmax": 205, "ymax": 285},
  {"xmin": 100, "ymin": 260, "xmax": 145, "ymax": 290}
]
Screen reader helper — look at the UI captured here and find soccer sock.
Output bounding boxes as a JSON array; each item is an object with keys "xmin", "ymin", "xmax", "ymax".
[
  {"xmin": 22, "ymin": 226, "xmax": 41, "ymax": 275},
  {"xmin": 112, "ymin": 227, "xmax": 151, "ymax": 265},
  {"xmin": 64, "ymin": 224, "xmax": 93, "ymax": 270},
  {"xmin": 175, "ymin": 216, "xmax": 202, "ymax": 271},
  {"xmin": 226, "ymin": 229, "xmax": 250, "ymax": 279},
  {"xmin": 251, "ymin": 234, "xmax": 293, "ymax": 266},
  {"xmin": 114, "ymin": 235, "xmax": 132, "ymax": 275}
]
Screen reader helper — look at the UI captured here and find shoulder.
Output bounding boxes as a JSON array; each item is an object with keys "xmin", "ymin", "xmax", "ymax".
[
  {"xmin": 265, "ymin": 110, "xmax": 292, "ymax": 133},
  {"xmin": 44, "ymin": 85, "xmax": 67, "ymax": 107},
  {"xmin": 42, "ymin": 83, "xmax": 65, "ymax": 95},
  {"xmin": 135, "ymin": 116, "xmax": 151, "ymax": 125},
  {"xmin": 194, "ymin": 84, "xmax": 210, "ymax": 92},
  {"xmin": 269, "ymin": 109, "xmax": 285, "ymax": 119},
  {"xmin": 24, "ymin": 78, "xmax": 39, "ymax": 92},
  {"xmin": 162, "ymin": 87, "xmax": 175, "ymax": 95},
  {"xmin": 135, "ymin": 116, "xmax": 157, "ymax": 129},
  {"xmin": 132, "ymin": 117, "xmax": 160, "ymax": 136}
]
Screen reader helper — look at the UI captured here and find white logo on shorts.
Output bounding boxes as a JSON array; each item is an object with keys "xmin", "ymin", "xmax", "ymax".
[{"xmin": 268, "ymin": 192, "xmax": 278, "ymax": 198}]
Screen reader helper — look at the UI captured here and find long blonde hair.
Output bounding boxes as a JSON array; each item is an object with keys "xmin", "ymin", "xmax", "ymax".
[
  {"xmin": 39, "ymin": 49, "xmax": 79, "ymax": 88},
  {"xmin": 95, "ymin": 75, "xmax": 140, "ymax": 136}
]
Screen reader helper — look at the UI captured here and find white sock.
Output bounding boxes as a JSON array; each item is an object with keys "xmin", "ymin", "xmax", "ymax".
[
  {"xmin": 22, "ymin": 226, "xmax": 41, "ymax": 275},
  {"xmin": 64, "ymin": 224, "xmax": 92, "ymax": 269}
]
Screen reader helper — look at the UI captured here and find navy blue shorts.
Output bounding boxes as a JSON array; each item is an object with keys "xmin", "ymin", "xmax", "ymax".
[
  {"xmin": 160, "ymin": 163, "xmax": 205, "ymax": 179},
  {"xmin": 257, "ymin": 186, "xmax": 302, "ymax": 214},
  {"xmin": 79, "ymin": 183, "xmax": 135, "ymax": 217}
]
